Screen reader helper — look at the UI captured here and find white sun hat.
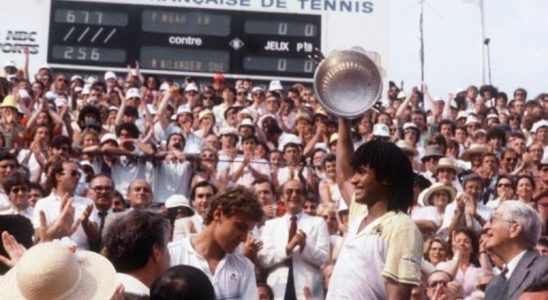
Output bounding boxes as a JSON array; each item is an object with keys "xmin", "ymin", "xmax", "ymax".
[{"xmin": 0, "ymin": 241, "xmax": 117, "ymax": 299}]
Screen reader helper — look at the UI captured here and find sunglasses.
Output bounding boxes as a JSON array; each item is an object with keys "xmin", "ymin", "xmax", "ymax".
[
  {"xmin": 11, "ymin": 186, "xmax": 30, "ymax": 193},
  {"xmin": 237, "ymin": 92, "xmax": 246, "ymax": 95},
  {"xmin": 203, "ymin": 96, "xmax": 213, "ymax": 100},
  {"xmin": 497, "ymin": 183, "xmax": 512, "ymax": 188},
  {"xmin": 62, "ymin": 170, "xmax": 81, "ymax": 178}
]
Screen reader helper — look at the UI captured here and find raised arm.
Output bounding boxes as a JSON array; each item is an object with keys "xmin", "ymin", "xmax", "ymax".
[{"xmin": 336, "ymin": 118, "xmax": 355, "ymax": 207}]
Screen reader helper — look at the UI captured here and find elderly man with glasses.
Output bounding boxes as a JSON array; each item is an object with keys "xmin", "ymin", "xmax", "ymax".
[
  {"xmin": 483, "ymin": 200, "xmax": 548, "ymax": 300},
  {"xmin": 258, "ymin": 179, "xmax": 329, "ymax": 300}
]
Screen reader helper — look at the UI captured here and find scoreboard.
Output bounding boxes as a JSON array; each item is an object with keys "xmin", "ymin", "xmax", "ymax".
[{"xmin": 48, "ymin": 0, "xmax": 322, "ymax": 81}]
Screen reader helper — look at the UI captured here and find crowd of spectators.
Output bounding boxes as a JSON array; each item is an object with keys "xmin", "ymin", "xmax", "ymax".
[{"xmin": 0, "ymin": 53, "xmax": 547, "ymax": 300}]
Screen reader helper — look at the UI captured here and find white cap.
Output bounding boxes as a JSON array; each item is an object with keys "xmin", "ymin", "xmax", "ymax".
[
  {"xmin": 125, "ymin": 88, "xmax": 140, "ymax": 99},
  {"xmin": 100, "ymin": 133, "xmax": 118, "ymax": 145},
  {"xmin": 70, "ymin": 75, "xmax": 83, "ymax": 82},
  {"xmin": 159, "ymin": 82, "xmax": 170, "ymax": 91},
  {"xmin": 104, "ymin": 71, "xmax": 116, "ymax": 81},
  {"xmin": 465, "ymin": 116, "xmax": 480, "ymax": 126},
  {"xmin": 108, "ymin": 106, "xmax": 119, "ymax": 112},
  {"xmin": 238, "ymin": 107, "xmax": 256, "ymax": 120},
  {"xmin": 373, "ymin": 123, "xmax": 390, "ymax": 137},
  {"xmin": 396, "ymin": 91, "xmax": 406, "ymax": 99},
  {"xmin": 433, "ymin": 96, "xmax": 444, "ymax": 102},
  {"xmin": 486, "ymin": 113, "xmax": 499, "ymax": 120},
  {"xmin": 278, "ymin": 133, "xmax": 301, "ymax": 151},
  {"xmin": 531, "ymin": 119, "xmax": 548, "ymax": 133},
  {"xmin": 165, "ymin": 195, "xmax": 195, "ymax": 215},
  {"xmin": 251, "ymin": 86, "xmax": 265, "ymax": 93},
  {"xmin": 268, "ymin": 80, "xmax": 283, "ymax": 91},
  {"xmin": 185, "ymin": 83, "xmax": 199, "ymax": 92},
  {"xmin": 176, "ymin": 104, "xmax": 191, "ymax": 115},
  {"xmin": 238, "ymin": 118, "xmax": 255, "ymax": 129},
  {"xmin": 314, "ymin": 143, "xmax": 329, "ymax": 153},
  {"xmin": 403, "ymin": 122, "xmax": 419, "ymax": 131},
  {"xmin": 219, "ymin": 126, "xmax": 238, "ymax": 136},
  {"xmin": 54, "ymin": 97, "xmax": 68, "ymax": 107},
  {"xmin": 4, "ymin": 60, "xmax": 16, "ymax": 68},
  {"xmin": 456, "ymin": 111, "xmax": 468, "ymax": 120}
]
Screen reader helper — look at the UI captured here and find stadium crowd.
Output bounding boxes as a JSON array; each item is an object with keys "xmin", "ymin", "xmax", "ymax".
[{"xmin": 0, "ymin": 52, "xmax": 547, "ymax": 300}]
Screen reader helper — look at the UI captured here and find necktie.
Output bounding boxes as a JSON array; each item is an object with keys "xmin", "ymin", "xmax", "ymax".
[
  {"xmin": 284, "ymin": 216, "xmax": 298, "ymax": 300},
  {"xmin": 98, "ymin": 212, "xmax": 108, "ymax": 232},
  {"xmin": 288, "ymin": 216, "xmax": 297, "ymax": 242}
]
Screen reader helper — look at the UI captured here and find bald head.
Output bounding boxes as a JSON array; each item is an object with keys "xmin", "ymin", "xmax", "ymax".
[{"xmin": 127, "ymin": 179, "xmax": 152, "ymax": 209}]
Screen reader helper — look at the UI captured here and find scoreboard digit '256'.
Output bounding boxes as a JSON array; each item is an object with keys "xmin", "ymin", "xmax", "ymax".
[{"xmin": 47, "ymin": 0, "xmax": 322, "ymax": 81}]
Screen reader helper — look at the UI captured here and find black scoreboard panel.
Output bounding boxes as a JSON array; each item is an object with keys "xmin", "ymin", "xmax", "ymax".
[{"xmin": 48, "ymin": 1, "xmax": 322, "ymax": 80}]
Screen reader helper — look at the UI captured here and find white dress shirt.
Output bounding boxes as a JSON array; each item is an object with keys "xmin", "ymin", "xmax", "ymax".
[
  {"xmin": 32, "ymin": 193, "xmax": 95, "ymax": 250},
  {"xmin": 505, "ymin": 250, "xmax": 527, "ymax": 279},
  {"xmin": 0, "ymin": 206, "xmax": 34, "ymax": 220},
  {"xmin": 116, "ymin": 273, "xmax": 149, "ymax": 296}
]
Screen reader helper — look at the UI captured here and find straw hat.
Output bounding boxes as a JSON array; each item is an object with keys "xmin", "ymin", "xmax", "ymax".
[
  {"xmin": 329, "ymin": 133, "xmax": 339, "ymax": 145},
  {"xmin": 0, "ymin": 241, "xmax": 117, "ymax": 300},
  {"xmin": 1, "ymin": 95, "xmax": 17, "ymax": 109},
  {"xmin": 418, "ymin": 182, "xmax": 456, "ymax": 206},
  {"xmin": 198, "ymin": 109, "xmax": 214, "ymax": 121},
  {"xmin": 433, "ymin": 157, "xmax": 462, "ymax": 174},
  {"xmin": 396, "ymin": 140, "xmax": 418, "ymax": 156},
  {"xmin": 460, "ymin": 143, "xmax": 489, "ymax": 161}
]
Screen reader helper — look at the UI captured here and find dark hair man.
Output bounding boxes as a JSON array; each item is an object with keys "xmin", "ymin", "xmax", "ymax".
[
  {"xmin": 150, "ymin": 265, "xmax": 215, "ymax": 300},
  {"xmin": 32, "ymin": 160, "xmax": 99, "ymax": 249},
  {"xmin": 326, "ymin": 119, "xmax": 423, "ymax": 299},
  {"xmin": 0, "ymin": 151, "xmax": 19, "ymax": 211},
  {"xmin": 168, "ymin": 186, "xmax": 264, "ymax": 299},
  {"xmin": 104, "ymin": 210, "xmax": 171, "ymax": 298}
]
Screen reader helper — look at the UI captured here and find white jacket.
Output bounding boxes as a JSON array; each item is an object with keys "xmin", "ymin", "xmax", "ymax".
[{"xmin": 259, "ymin": 213, "xmax": 330, "ymax": 300}]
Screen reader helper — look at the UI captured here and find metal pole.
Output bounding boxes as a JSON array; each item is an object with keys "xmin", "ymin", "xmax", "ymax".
[
  {"xmin": 419, "ymin": 0, "xmax": 425, "ymax": 86},
  {"xmin": 480, "ymin": 0, "xmax": 486, "ymax": 84},
  {"xmin": 485, "ymin": 38, "xmax": 492, "ymax": 85}
]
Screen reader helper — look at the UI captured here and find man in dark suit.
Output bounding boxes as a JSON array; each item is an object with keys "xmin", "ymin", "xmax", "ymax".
[{"xmin": 484, "ymin": 200, "xmax": 548, "ymax": 300}]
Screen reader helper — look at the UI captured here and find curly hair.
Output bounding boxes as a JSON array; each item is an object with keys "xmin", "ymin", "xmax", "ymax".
[
  {"xmin": 104, "ymin": 210, "xmax": 170, "ymax": 273},
  {"xmin": 204, "ymin": 185, "xmax": 264, "ymax": 225}
]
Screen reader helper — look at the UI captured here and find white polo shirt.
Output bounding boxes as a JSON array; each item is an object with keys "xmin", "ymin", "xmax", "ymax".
[
  {"xmin": 168, "ymin": 237, "xmax": 258, "ymax": 300},
  {"xmin": 32, "ymin": 193, "xmax": 95, "ymax": 250},
  {"xmin": 327, "ymin": 203, "xmax": 423, "ymax": 300}
]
